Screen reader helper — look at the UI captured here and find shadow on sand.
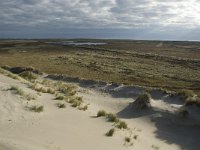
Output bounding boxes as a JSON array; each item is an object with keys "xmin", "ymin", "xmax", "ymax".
[
  {"xmin": 47, "ymin": 74, "xmax": 200, "ymax": 149},
  {"xmin": 47, "ymin": 74, "xmax": 145, "ymax": 99},
  {"xmin": 117, "ymin": 103, "xmax": 200, "ymax": 150}
]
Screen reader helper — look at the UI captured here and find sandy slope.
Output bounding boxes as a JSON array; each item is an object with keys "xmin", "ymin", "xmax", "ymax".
[
  {"xmin": 0, "ymin": 73, "xmax": 200, "ymax": 150},
  {"xmin": 0, "ymin": 74, "xmax": 128, "ymax": 150}
]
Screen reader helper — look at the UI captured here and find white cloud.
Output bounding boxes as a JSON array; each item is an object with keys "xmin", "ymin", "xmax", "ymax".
[
  {"xmin": 0, "ymin": 0, "xmax": 200, "ymax": 28},
  {"xmin": 0, "ymin": 0, "xmax": 200, "ymax": 39}
]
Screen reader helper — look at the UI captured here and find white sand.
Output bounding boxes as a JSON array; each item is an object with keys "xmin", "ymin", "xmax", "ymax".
[{"xmin": 0, "ymin": 73, "xmax": 200, "ymax": 150}]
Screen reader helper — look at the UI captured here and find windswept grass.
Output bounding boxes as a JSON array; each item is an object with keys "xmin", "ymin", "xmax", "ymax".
[
  {"xmin": 0, "ymin": 67, "xmax": 21, "ymax": 80},
  {"xmin": 55, "ymin": 81, "xmax": 76, "ymax": 96},
  {"xmin": 9, "ymin": 86, "xmax": 24, "ymax": 96},
  {"xmin": 19, "ymin": 71, "xmax": 37, "ymax": 81}
]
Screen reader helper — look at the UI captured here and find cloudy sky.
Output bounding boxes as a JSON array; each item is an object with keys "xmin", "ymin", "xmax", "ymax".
[{"xmin": 0, "ymin": 0, "xmax": 200, "ymax": 40}]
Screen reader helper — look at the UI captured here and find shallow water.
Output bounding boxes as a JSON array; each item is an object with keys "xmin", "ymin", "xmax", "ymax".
[{"xmin": 47, "ymin": 41, "xmax": 107, "ymax": 46}]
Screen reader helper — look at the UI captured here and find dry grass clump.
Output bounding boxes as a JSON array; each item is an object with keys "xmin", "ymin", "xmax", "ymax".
[
  {"xmin": 55, "ymin": 94, "xmax": 65, "ymax": 100},
  {"xmin": 133, "ymin": 93, "xmax": 151, "ymax": 109},
  {"xmin": 97, "ymin": 110, "xmax": 107, "ymax": 117},
  {"xmin": 9, "ymin": 86, "xmax": 36, "ymax": 100},
  {"xmin": 9, "ymin": 86, "xmax": 25, "ymax": 96},
  {"xmin": 67, "ymin": 96, "xmax": 83, "ymax": 107},
  {"xmin": 179, "ymin": 90, "xmax": 195, "ymax": 100},
  {"xmin": 30, "ymin": 83, "xmax": 47, "ymax": 93},
  {"xmin": 19, "ymin": 71, "xmax": 37, "ymax": 81},
  {"xmin": 28, "ymin": 105, "xmax": 44, "ymax": 112},
  {"xmin": 105, "ymin": 128, "xmax": 115, "ymax": 137},
  {"xmin": 133, "ymin": 135, "xmax": 138, "ymax": 140},
  {"xmin": 185, "ymin": 96, "xmax": 200, "ymax": 106},
  {"xmin": 56, "ymin": 103, "xmax": 66, "ymax": 108},
  {"xmin": 55, "ymin": 81, "xmax": 76, "ymax": 96},
  {"xmin": 71, "ymin": 100, "xmax": 82, "ymax": 107},
  {"xmin": 41, "ymin": 79, "xmax": 52, "ymax": 86},
  {"xmin": 30, "ymin": 83, "xmax": 56, "ymax": 94},
  {"xmin": 78, "ymin": 105, "xmax": 88, "ymax": 111},
  {"xmin": 0, "ymin": 67, "xmax": 21, "ymax": 80},
  {"xmin": 46, "ymin": 87, "xmax": 55, "ymax": 94},
  {"xmin": 106, "ymin": 113, "xmax": 119, "ymax": 122},
  {"xmin": 125, "ymin": 137, "xmax": 131, "ymax": 143},
  {"xmin": 25, "ymin": 94, "xmax": 37, "ymax": 100},
  {"xmin": 115, "ymin": 120, "xmax": 128, "ymax": 129}
]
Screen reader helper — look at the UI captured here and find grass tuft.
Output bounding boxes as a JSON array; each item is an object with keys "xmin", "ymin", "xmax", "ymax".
[
  {"xmin": 125, "ymin": 137, "xmax": 131, "ymax": 143},
  {"xmin": 106, "ymin": 113, "xmax": 118, "ymax": 122},
  {"xmin": 133, "ymin": 93, "xmax": 151, "ymax": 109},
  {"xmin": 79, "ymin": 105, "xmax": 88, "ymax": 111},
  {"xmin": 116, "ymin": 120, "xmax": 128, "ymax": 129},
  {"xmin": 179, "ymin": 90, "xmax": 195, "ymax": 100},
  {"xmin": 185, "ymin": 97, "xmax": 200, "ymax": 107},
  {"xmin": 19, "ymin": 71, "xmax": 37, "ymax": 81},
  {"xmin": 9, "ymin": 86, "xmax": 24, "ymax": 96},
  {"xmin": 56, "ymin": 103, "xmax": 66, "ymax": 108},
  {"xmin": 97, "ymin": 110, "xmax": 107, "ymax": 117},
  {"xmin": 28, "ymin": 105, "xmax": 44, "ymax": 112},
  {"xmin": 105, "ymin": 128, "xmax": 115, "ymax": 137},
  {"xmin": 55, "ymin": 95, "xmax": 65, "ymax": 100}
]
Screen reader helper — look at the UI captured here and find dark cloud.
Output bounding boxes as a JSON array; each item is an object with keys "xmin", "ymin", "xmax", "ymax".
[{"xmin": 0, "ymin": 0, "xmax": 199, "ymax": 39}]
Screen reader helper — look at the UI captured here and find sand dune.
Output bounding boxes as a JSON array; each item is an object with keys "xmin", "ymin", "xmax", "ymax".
[{"xmin": 0, "ymin": 72, "xmax": 200, "ymax": 150}]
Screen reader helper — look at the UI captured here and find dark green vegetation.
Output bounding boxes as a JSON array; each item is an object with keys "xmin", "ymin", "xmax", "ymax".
[
  {"xmin": 105, "ymin": 128, "xmax": 115, "ymax": 137},
  {"xmin": 97, "ymin": 110, "xmax": 107, "ymax": 117},
  {"xmin": 0, "ymin": 39, "xmax": 199, "ymax": 96}
]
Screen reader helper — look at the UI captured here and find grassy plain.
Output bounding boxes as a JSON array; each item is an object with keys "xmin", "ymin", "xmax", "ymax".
[{"xmin": 0, "ymin": 39, "xmax": 199, "ymax": 96}]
